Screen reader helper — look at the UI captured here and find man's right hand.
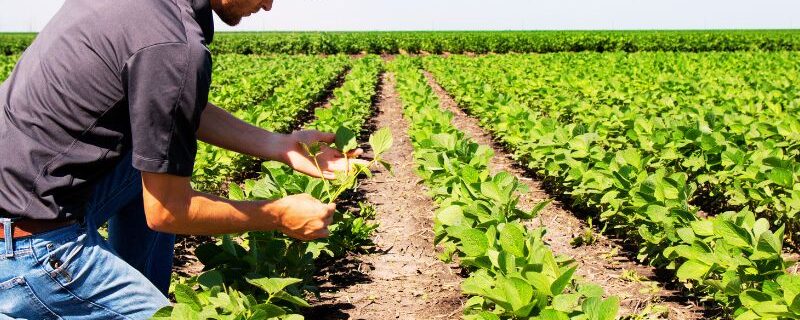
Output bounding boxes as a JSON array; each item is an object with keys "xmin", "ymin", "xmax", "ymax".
[
  {"xmin": 142, "ymin": 172, "xmax": 336, "ymax": 237},
  {"xmin": 265, "ymin": 193, "xmax": 335, "ymax": 241}
]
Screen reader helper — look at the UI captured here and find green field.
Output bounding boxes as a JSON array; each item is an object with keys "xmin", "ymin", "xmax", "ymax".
[
  {"xmin": 3, "ymin": 31, "xmax": 800, "ymax": 319},
  {"xmin": 3, "ymin": 30, "xmax": 800, "ymax": 55}
]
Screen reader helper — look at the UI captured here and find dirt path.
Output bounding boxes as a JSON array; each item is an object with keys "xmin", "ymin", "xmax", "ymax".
[
  {"xmin": 307, "ymin": 73, "xmax": 464, "ymax": 319},
  {"xmin": 422, "ymin": 71, "xmax": 706, "ymax": 319}
]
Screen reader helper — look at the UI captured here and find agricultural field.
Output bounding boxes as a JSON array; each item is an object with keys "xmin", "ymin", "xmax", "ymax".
[
  {"xmin": 2, "ymin": 31, "xmax": 800, "ymax": 320},
  {"xmin": 3, "ymin": 30, "xmax": 800, "ymax": 55},
  {"xmin": 0, "ymin": 54, "xmax": 18, "ymax": 81}
]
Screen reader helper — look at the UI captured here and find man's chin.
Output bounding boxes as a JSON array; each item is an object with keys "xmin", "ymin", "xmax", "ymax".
[{"xmin": 218, "ymin": 14, "xmax": 242, "ymax": 26}]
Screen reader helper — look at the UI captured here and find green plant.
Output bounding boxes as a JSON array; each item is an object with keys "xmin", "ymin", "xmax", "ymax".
[
  {"xmin": 570, "ymin": 218, "xmax": 600, "ymax": 248},
  {"xmin": 392, "ymin": 56, "xmax": 619, "ymax": 319},
  {"xmin": 158, "ymin": 56, "xmax": 388, "ymax": 319},
  {"xmin": 300, "ymin": 126, "xmax": 393, "ymax": 204},
  {"xmin": 423, "ymin": 52, "xmax": 800, "ymax": 316}
]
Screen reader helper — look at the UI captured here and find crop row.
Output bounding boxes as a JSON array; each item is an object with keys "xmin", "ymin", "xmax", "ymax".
[
  {"xmin": 391, "ymin": 56, "xmax": 619, "ymax": 319},
  {"xmin": 210, "ymin": 31, "xmax": 800, "ymax": 55},
  {"xmin": 4, "ymin": 30, "xmax": 800, "ymax": 56},
  {"xmin": 423, "ymin": 52, "xmax": 800, "ymax": 236},
  {"xmin": 210, "ymin": 54, "xmax": 288, "ymax": 94},
  {"xmin": 157, "ymin": 56, "xmax": 386, "ymax": 319},
  {"xmin": 0, "ymin": 54, "xmax": 18, "ymax": 81},
  {"xmin": 0, "ymin": 33, "xmax": 29, "ymax": 55},
  {"xmin": 193, "ymin": 55, "xmax": 349, "ymax": 193},
  {"xmin": 424, "ymin": 54, "xmax": 800, "ymax": 319}
]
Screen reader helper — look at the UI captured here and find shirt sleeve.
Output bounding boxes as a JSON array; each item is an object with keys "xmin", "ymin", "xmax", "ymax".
[{"xmin": 123, "ymin": 42, "xmax": 211, "ymax": 176}]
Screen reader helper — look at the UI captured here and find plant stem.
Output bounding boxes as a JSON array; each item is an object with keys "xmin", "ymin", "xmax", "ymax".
[{"xmin": 311, "ymin": 155, "xmax": 333, "ymax": 203}]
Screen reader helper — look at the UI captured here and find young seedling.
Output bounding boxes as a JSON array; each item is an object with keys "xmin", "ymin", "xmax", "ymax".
[{"xmin": 302, "ymin": 126, "xmax": 393, "ymax": 203}]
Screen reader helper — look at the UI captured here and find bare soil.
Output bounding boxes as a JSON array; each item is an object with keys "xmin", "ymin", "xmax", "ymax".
[
  {"xmin": 423, "ymin": 71, "xmax": 708, "ymax": 319},
  {"xmin": 306, "ymin": 73, "xmax": 464, "ymax": 319},
  {"xmin": 173, "ymin": 235, "xmax": 209, "ymax": 277}
]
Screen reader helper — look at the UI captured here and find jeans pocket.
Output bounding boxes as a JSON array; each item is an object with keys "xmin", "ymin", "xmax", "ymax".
[
  {"xmin": 42, "ymin": 231, "xmax": 89, "ymax": 287},
  {"xmin": 37, "ymin": 230, "xmax": 168, "ymax": 319},
  {"xmin": 0, "ymin": 276, "xmax": 60, "ymax": 320}
]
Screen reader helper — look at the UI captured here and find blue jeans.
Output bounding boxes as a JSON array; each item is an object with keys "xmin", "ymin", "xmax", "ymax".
[{"xmin": 0, "ymin": 153, "xmax": 174, "ymax": 319}]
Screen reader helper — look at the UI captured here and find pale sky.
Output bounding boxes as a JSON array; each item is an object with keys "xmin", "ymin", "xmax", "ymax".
[{"xmin": 1, "ymin": 0, "xmax": 798, "ymax": 32}]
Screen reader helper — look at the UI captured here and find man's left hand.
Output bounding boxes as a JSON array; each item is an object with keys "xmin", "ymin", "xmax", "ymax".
[{"xmin": 283, "ymin": 130, "xmax": 369, "ymax": 180}]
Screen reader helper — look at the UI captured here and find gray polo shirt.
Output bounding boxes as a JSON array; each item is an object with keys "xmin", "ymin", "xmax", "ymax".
[{"xmin": 0, "ymin": 0, "xmax": 214, "ymax": 220}]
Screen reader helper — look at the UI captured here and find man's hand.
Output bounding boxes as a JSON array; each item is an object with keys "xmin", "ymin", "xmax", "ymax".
[
  {"xmin": 284, "ymin": 130, "xmax": 369, "ymax": 180},
  {"xmin": 266, "ymin": 193, "xmax": 336, "ymax": 241},
  {"xmin": 197, "ymin": 104, "xmax": 368, "ymax": 179},
  {"xmin": 141, "ymin": 172, "xmax": 336, "ymax": 239}
]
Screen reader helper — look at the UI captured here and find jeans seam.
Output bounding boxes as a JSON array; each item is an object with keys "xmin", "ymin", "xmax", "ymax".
[
  {"xmin": 0, "ymin": 249, "xmax": 33, "ymax": 260},
  {"xmin": 22, "ymin": 275, "xmax": 64, "ymax": 320},
  {"xmin": 142, "ymin": 232, "xmax": 171, "ymax": 286},
  {"xmin": 86, "ymin": 172, "xmax": 139, "ymax": 224},
  {"xmin": 32, "ymin": 242, "xmax": 133, "ymax": 320},
  {"xmin": 42, "ymin": 266, "xmax": 132, "ymax": 320}
]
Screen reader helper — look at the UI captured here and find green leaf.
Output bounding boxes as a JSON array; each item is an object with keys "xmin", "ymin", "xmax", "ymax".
[
  {"xmin": 690, "ymin": 220, "xmax": 714, "ymax": 237},
  {"xmin": 550, "ymin": 266, "xmax": 577, "ymax": 295},
  {"xmin": 198, "ymin": 270, "xmax": 224, "ymax": 289},
  {"xmin": 790, "ymin": 294, "xmax": 800, "ymax": 315},
  {"xmin": 471, "ymin": 311, "xmax": 501, "ymax": 320},
  {"xmin": 462, "ymin": 270, "xmax": 494, "ymax": 296},
  {"xmin": 170, "ymin": 304, "xmax": 201, "ymax": 320},
  {"xmin": 735, "ymin": 310, "xmax": 763, "ymax": 320},
  {"xmin": 150, "ymin": 306, "xmax": 174, "ymax": 319},
  {"xmin": 499, "ymin": 223, "xmax": 526, "ymax": 257},
  {"xmin": 378, "ymin": 159, "xmax": 393, "ymax": 174},
  {"xmin": 551, "ymin": 293, "xmax": 580, "ymax": 313},
  {"xmin": 539, "ymin": 309, "xmax": 570, "ymax": 320},
  {"xmin": 495, "ymin": 276, "xmax": 534, "ymax": 313},
  {"xmin": 437, "ymin": 205, "xmax": 465, "ymax": 227},
  {"xmin": 526, "ymin": 199, "xmax": 552, "ymax": 219},
  {"xmin": 676, "ymin": 260, "xmax": 711, "ymax": 282},
  {"xmin": 253, "ymin": 303, "xmax": 287, "ymax": 317},
  {"xmin": 768, "ymin": 167, "xmax": 794, "ymax": 188},
  {"xmin": 777, "ymin": 275, "xmax": 800, "ymax": 310},
  {"xmin": 578, "ymin": 284, "xmax": 605, "ymax": 298},
  {"xmin": 714, "ymin": 220, "xmax": 753, "ymax": 248},
  {"xmin": 369, "ymin": 127, "xmax": 394, "ymax": 156},
  {"xmin": 173, "ymin": 284, "xmax": 202, "ymax": 312},
  {"xmin": 335, "ymin": 126, "xmax": 358, "ymax": 153},
  {"xmin": 751, "ymin": 301, "xmax": 789, "ymax": 316},
  {"xmin": 455, "ymin": 228, "xmax": 489, "ymax": 257},
  {"xmin": 739, "ymin": 290, "xmax": 772, "ymax": 308},
  {"xmin": 274, "ymin": 291, "xmax": 311, "ymax": 308},
  {"xmin": 480, "ymin": 181, "xmax": 505, "ymax": 202},
  {"xmin": 756, "ymin": 231, "xmax": 782, "ymax": 255},
  {"xmin": 582, "ymin": 296, "xmax": 620, "ymax": 320},
  {"xmin": 676, "ymin": 228, "xmax": 696, "ymax": 244},
  {"xmin": 246, "ymin": 277, "xmax": 302, "ymax": 295},
  {"xmin": 228, "ymin": 183, "xmax": 245, "ymax": 201}
]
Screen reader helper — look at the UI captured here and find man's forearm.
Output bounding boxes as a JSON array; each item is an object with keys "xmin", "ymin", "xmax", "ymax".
[
  {"xmin": 196, "ymin": 102, "xmax": 291, "ymax": 162},
  {"xmin": 142, "ymin": 177, "xmax": 278, "ymax": 235},
  {"xmin": 141, "ymin": 172, "xmax": 334, "ymax": 239}
]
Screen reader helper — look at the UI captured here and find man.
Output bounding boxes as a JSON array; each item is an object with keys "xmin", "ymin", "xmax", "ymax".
[{"xmin": 0, "ymin": 0, "xmax": 361, "ymax": 318}]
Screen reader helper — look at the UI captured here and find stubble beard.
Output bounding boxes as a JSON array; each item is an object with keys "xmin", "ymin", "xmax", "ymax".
[{"xmin": 216, "ymin": 7, "xmax": 243, "ymax": 26}]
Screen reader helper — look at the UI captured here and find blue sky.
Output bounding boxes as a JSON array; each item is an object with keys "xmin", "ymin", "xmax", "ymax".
[{"xmin": 2, "ymin": 0, "xmax": 798, "ymax": 32}]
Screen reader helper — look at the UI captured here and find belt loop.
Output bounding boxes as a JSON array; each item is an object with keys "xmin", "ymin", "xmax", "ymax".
[{"xmin": 1, "ymin": 218, "xmax": 13, "ymax": 258}]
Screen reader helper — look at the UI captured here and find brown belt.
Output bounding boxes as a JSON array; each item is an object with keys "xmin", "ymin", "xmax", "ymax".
[{"xmin": 0, "ymin": 218, "xmax": 77, "ymax": 239}]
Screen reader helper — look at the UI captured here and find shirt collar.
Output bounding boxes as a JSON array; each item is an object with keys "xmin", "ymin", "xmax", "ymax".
[{"xmin": 190, "ymin": 0, "xmax": 215, "ymax": 44}]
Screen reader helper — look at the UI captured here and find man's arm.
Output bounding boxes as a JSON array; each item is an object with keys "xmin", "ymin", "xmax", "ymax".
[
  {"xmin": 196, "ymin": 102, "xmax": 291, "ymax": 163},
  {"xmin": 196, "ymin": 102, "xmax": 368, "ymax": 179},
  {"xmin": 141, "ymin": 171, "xmax": 334, "ymax": 239}
]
